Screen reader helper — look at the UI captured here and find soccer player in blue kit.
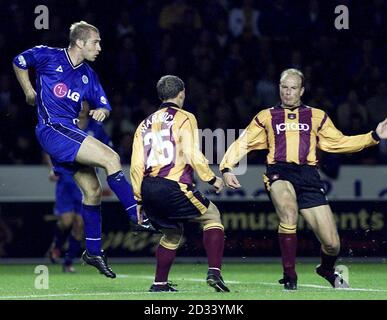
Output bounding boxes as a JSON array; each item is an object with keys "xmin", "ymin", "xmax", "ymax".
[
  {"xmin": 47, "ymin": 103, "xmax": 113, "ymax": 273},
  {"xmin": 13, "ymin": 21, "xmax": 137, "ymax": 278}
]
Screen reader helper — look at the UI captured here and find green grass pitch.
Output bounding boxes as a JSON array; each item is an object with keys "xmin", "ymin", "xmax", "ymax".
[{"xmin": 0, "ymin": 262, "xmax": 386, "ymax": 300}]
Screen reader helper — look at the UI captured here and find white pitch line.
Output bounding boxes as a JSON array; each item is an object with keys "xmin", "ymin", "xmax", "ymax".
[
  {"xmin": 121, "ymin": 275, "xmax": 387, "ymax": 293},
  {"xmin": 257, "ymin": 282, "xmax": 387, "ymax": 292},
  {"xmin": 1, "ymin": 274, "xmax": 387, "ymax": 299},
  {"xmin": 0, "ymin": 292, "xmax": 149, "ymax": 299}
]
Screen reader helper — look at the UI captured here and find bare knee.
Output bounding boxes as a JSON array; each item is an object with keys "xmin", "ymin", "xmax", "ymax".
[
  {"xmin": 82, "ymin": 184, "xmax": 102, "ymax": 205},
  {"xmin": 322, "ymin": 240, "xmax": 340, "ymax": 256},
  {"xmin": 103, "ymin": 151, "xmax": 122, "ymax": 174},
  {"xmin": 58, "ymin": 214, "xmax": 74, "ymax": 230},
  {"xmin": 278, "ymin": 204, "xmax": 298, "ymax": 225},
  {"xmin": 71, "ymin": 216, "xmax": 84, "ymax": 241}
]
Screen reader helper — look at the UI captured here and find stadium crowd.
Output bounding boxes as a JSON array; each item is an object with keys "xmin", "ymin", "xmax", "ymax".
[{"xmin": 1, "ymin": 0, "xmax": 387, "ymax": 166}]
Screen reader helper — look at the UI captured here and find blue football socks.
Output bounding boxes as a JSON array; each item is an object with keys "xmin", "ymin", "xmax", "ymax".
[
  {"xmin": 107, "ymin": 170, "xmax": 137, "ymax": 223},
  {"xmin": 81, "ymin": 204, "xmax": 102, "ymax": 256}
]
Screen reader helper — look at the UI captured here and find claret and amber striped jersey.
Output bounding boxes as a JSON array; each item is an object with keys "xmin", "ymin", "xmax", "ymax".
[
  {"xmin": 130, "ymin": 102, "xmax": 215, "ymax": 202},
  {"xmin": 220, "ymin": 104, "xmax": 379, "ymax": 171}
]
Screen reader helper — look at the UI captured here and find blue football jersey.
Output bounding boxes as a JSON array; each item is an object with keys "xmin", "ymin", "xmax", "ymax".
[{"xmin": 13, "ymin": 46, "xmax": 112, "ymax": 125}]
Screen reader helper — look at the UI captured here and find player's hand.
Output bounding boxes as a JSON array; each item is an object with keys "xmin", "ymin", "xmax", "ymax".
[
  {"xmin": 136, "ymin": 204, "xmax": 144, "ymax": 225},
  {"xmin": 212, "ymin": 176, "xmax": 224, "ymax": 194},
  {"xmin": 376, "ymin": 118, "xmax": 387, "ymax": 139},
  {"xmin": 25, "ymin": 89, "xmax": 37, "ymax": 106},
  {"xmin": 223, "ymin": 172, "xmax": 241, "ymax": 189},
  {"xmin": 89, "ymin": 108, "xmax": 109, "ymax": 122},
  {"xmin": 48, "ymin": 169, "xmax": 59, "ymax": 182}
]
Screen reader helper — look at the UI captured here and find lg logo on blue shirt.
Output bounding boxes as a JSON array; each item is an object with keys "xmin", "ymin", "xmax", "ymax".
[{"xmin": 53, "ymin": 83, "xmax": 80, "ymax": 102}]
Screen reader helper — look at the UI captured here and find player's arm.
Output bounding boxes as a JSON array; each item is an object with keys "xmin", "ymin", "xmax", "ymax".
[
  {"xmin": 12, "ymin": 50, "xmax": 37, "ymax": 106},
  {"xmin": 317, "ymin": 114, "xmax": 381, "ymax": 153},
  {"xmin": 219, "ymin": 114, "xmax": 268, "ymax": 188},
  {"xmin": 42, "ymin": 152, "xmax": 59, "ymax": 182},
  {"xmin": 89, "ymin": 108, "xmax": 110, "ymax": 122},
  {"xmin": 130, "ymin": 125, "xmax": 145, "ymax": 204},
  {"xmin": 86, "ymin": 71, "xmax": 112, "ymax": 122},
  {"xmin": 180, "ymin": 114, "xmax": 224, "ymax": 193}
]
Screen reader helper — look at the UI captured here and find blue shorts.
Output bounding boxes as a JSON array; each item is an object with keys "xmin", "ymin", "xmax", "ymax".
[
  {"xmin": 54, "ymin": 174, "xmax": 82, "ymax": 215},
  {"xmin": 36, "ymin": 122, "xmax": 88, "ymax": 175}
]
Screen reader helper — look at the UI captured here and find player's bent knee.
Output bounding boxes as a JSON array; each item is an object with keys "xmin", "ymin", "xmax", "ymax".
[
  {"xmin": 278, "ymin": 206, "xmax": 298, "ymax": 225},
  {"xmin": 281, "ymin": 205, "xmax": 298, "ymax": 216},
  {"xmin": 83, "ymin": 185, "xmax": 102, "ymax": 204},
  {"xmin": 160, "ymin": 227, "xmax": 184, "ymax": 250},
  {"xmin": 160, "ymin": 233, "xmax": 183, "ymax": 250},
  {"xmin": 59, "ymin": 214, "xmax": 75, "ymax": 229},
  {"xmin": 198, "ymin": 202, "xmax": 223, "ymax": 231},
  {"xmin": 104, "ymin": 151, "xmax": 122, "ymax": 173},
  {"xmin": 58, "ymin": 219, "xmax": 73, "ymax": 230},
  {"xmin": 323, "ymin": 242, "xmax": 340, "ymax": 255}
]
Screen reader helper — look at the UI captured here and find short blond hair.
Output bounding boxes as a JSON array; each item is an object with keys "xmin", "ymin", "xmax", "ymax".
[
  {"xmin": 280, "ymin": 68, "xmax": 304, "ymax": 86},
  {"xmin": 69, "ymin": 21, "xmax": 99, "ymax": 46}
]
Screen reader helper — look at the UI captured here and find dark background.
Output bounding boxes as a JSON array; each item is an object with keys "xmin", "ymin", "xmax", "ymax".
[
  {"xmin": 1, "ymin": 201, "xmax": 385, "ymax": 257},
  {"xmin": 1, "ymin": 0, "xmax": 387, "ymax": 166}
]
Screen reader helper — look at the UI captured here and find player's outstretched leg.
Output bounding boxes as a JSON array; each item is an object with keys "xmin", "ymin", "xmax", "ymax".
[
  {"xmin": 80, "ymin": 204, "xmax": 116, "ymax": 278},
  {"xmin": 73, "ymin": 169, "xmax": 116, "ymax": 278},
  {"xmin": 106, "ymin": 171, "xmax": 137, "ymax": 221},
  {"xmin": 75, "ymin": 137, "xmax": 140, "ymax": 226},
  {"xmin": 203, "ymin": 226, "xmax": 230, "ymax": 292},
  {"xmin": 149, "ymin": 229, "xmax": 181, "ymax": 292},
  {"xmin": 203, "ymin": 224, "xmax": 230, "ymax": 292},
  {"xmin": 196, "ymin": 203, "xmax": 230, "ymax": 292},
  {"xmin": 315, "ymin": 250, "xmax": 349, "ymax": 288},
  {"xmin": 278, "ymin": 223, "xmax": 298, "ymax": 290},
  {"xmin": 82, "ymin": 250, "xmax": 116, "ymax": 278},
  {"xmin": 301, "ymin": 205, "xmax": 348, "ymax": 289},
  {"xmin": 149, "ymin": 244, "xmax": 178, "ymax": 292}
]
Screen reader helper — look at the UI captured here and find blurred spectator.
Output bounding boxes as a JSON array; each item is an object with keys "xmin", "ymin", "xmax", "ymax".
[
  {"xmin": 307, "ymin": 86, "xmax": 335, "ymax": 118},
  {"xmin": 259, "ymin": 0, "xmax": 292, "ymax": 40},
  {"xmin": 234, "ymin": 79, "xmax": 260, "ymax": 123},
  {"xmin": 336, "ymin": 90, "xmax": 368, "ymax": 132},
  {"xmin": 3, "ymin": 0, "xmax": 387, "ymax": 165},
  {"xmin": 117, "ymin": 132, "xmax": 134, "ymax": 164},
  {"xmin": 366, "ymin": 82, "xmax": 387, "ymax": 128},
  {"xmin": 200, "ymin": 0, "xmax": 228, "ymax": 30},
  {"xmin": 0, "ymin": 75, "xmax": 11, "ymax": 112},
  {"xmin": 228, "ymin": 0, "xmax": 261, "ymax": 38},
  {"xmin": 116, "ymin": 10, "xmax": 136, "ymax": 39},
  {"xmin": 305, "ymin": 0, "xmax": 326, "ymax": 38},
  {"xmin": 104, "ymin": 94, "xmax": 135, "ymax": 146},
  {"xmin": 115, "ymin": 36, "xmax": 138, "ymax": 83},
  {"xmin": 214, "ymin": 18, "xmax": 231, "ymax": 50},
  {"xmin": 12, "ymin": 133, "xmax": 41, "ymax": 164},
  {"xmin": 256, "ymin": 63, "xmax": 278, "ymax": 107},
  {"xmin": 159, "ymin": 0, "xmax": 202, "ymax": 31}
]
